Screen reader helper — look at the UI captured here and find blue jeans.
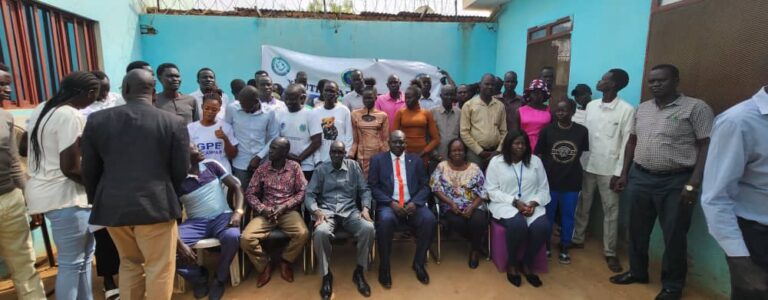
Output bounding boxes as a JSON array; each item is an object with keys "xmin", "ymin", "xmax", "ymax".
[
  {"xmin": 546, "ymin": 191, "xmax": 580, "ymax": 248},
  {"xmin": 47, "ymin": 206, "xmax": 95, "ymax": 300}
]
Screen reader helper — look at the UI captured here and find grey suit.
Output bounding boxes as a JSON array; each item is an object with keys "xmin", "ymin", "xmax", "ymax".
[
  {"xmin": 305, "ymin": 159, "xmax": 374, "ymax": 275},
  {"xmin": 82, "ymin": 100, "xmax": 190, "ymax": 226}
]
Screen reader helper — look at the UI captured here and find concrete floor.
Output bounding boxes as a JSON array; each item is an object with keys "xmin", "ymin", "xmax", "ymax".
[{"xmin": 0, "ymin": 238, "xmax": 722, "ymax": 300}]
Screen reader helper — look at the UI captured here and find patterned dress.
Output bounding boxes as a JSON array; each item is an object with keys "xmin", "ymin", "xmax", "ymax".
[
  {"xmin": 429, "ymin": 161, "xmax": 488, "ymax": 213},
  {"xmin": 350, "ymin": 108, "xmax": 389, "ymax": 177}
]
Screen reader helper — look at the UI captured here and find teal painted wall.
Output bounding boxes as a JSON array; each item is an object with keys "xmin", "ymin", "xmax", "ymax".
[
  {"xmin": 494, "ymin": 0, "xmax": 728, "ymax": 297},
  {"xmin": 139, "ymin": 14, "xmax": 497, "ymax": 95}
]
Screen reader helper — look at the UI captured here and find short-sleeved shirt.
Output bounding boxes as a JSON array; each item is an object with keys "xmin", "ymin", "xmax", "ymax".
[
  {"xmin": 534, "ymin": 123, "xmax": 589, "ymax": 191},
  {"xmin": 188, "ymin": 120, "xmax": 239, "ymax": 173},
  {"xmin": 342, "ymin": 91, "xmax": 364, "ymax": 111},
  {"xmin": 430, "ymin": 105, "xmax": 461, "ymax": 160},
  {"xmin": 154, "ymin": 93, "xmax": 199, "ymax": 124},
  {"xmin": 25, "ymin": 105, "xmax": 89, "ymax": 214},
  {"xmin": 276, "ymin": 109, "xmax": 322, "ymax": 171},
  {"xmin": 179, "ymin": 160, "xmax": 232, "ymax": 219},
  {"xmin": 631, "ymin": 95, "xmax": 714, "ymax": 171}
]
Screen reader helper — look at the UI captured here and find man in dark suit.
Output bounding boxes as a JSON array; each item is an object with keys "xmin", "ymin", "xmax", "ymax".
[
  {"xmin": 81, "ymin": 69, "xmax": 190, "ymax": 300},
  {"xmin": 368, "ymin": 130, "xmax": 436, "ymax": 288}
]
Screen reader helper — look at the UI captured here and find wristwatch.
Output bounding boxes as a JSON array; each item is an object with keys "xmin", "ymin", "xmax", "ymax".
[
  {"xmin": 684, "ymin": 184, "xmax": 697, "ymax": 192},
  {"xmin": 235, "ymin": 208, "xmax": 245, "ymax": 215}
]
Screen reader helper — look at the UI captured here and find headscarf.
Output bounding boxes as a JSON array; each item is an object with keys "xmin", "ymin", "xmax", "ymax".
[{"xmin": 524, "ymin": 78, "xmax": 551, "ymax": 101}]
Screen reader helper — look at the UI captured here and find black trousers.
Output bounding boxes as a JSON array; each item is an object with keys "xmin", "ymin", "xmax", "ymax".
[
  {"xmin": 626, "ymin": 165, "xmax": 693, "ymax": 292},
  {"xmin": 94, "ymin": 229, "xmax": 120, "ymax": 277},
  {"xmin": 443, "ymin": 209, "xmax": 488, "ymax": 252},
  {"xmin": 727, "ymin": 218, "xmax": 768, "ymax": 300}
]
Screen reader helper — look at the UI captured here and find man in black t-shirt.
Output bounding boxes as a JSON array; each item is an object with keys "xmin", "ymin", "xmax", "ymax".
[{"xmin": 534, "ymin": 99, "xmax": 589, "ymax": 264}]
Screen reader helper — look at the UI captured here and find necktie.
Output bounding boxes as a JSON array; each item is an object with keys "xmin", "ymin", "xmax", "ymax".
[{"xmin": 395, "ymin": 157, "xmax": 405, "ymax": 207}]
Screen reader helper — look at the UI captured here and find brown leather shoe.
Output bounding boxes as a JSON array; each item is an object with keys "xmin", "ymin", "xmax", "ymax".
[
  {"xmin": 256, "ymin": 262, "xmax": 273, "ymax": 288},
  {"xmin": 606, "ymin": 256, "xmax": 623, "ymax": 273},
  {"xmin": 280, "ymin": 260, "xmax": 294, "ymax": 282}
]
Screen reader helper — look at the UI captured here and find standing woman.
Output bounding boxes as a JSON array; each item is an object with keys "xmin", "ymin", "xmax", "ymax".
[
  {"xmin": 485, "ymin": 130, "xmax": 550, "ymax": 288},
  {"xmin": 517, "ymin": 79, "xmax": 552, "ymax": 150},
  {"xmin": 26, "ymin": 71, "xmax": 100, "ymax": 299},
  {"xmin": 187, "ymin": 88, "xmax": 239, "ymax": 173},
  {"xmin": 393, "ymin": 80, "xmax": 440, "ymax": 164},
  {"xmin": 350, "ymin": 79, "xmax": 388, "ymax": 177}
]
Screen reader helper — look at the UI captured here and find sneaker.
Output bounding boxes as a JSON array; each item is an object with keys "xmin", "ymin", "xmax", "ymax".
[{"xmin": 558, "ymin": 252, "xmax": 571, "ymax": 264}]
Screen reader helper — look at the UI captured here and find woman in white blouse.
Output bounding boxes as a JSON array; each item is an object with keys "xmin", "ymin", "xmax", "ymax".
[{"xmin": 485, "ymin": 130, "xmax": 551, "ymax": 288}]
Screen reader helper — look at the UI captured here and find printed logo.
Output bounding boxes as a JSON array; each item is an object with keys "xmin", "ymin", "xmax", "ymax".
[
  {"xmin": 321, "ymin": 117, "xmax": 338, "ymax": 140},
  {"xmin": 271, "ymin": 57, "xmax": 291, "ymax": 76},
  {"xmin": 341, "ymin": 69, "xmax": 355, "ymax": 88},
  {"xmin": 299, "ymin": 124, "xmax": 307, "ymax": 132},
  {"xmin": 551, "ymin": 140, "xmax": 578, "ymax": 164}
]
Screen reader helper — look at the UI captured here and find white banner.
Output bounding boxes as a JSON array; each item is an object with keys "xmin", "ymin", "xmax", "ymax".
[{"xmin": 260, "ymin": 45, "xmax": 444, "ymax": 98}]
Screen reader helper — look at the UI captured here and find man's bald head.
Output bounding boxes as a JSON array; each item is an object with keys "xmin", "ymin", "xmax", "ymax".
[
  {"xmin": 330, "ymin": 141, "xmax": 345, "ymax": 151},
  {"xmin": 390, "ymin": 130, "xmax": 406, "ymax": 141},
  {"xmin": 122, "ymin": 69, "xmax": 155, "ymax": 102},
  {"xmin": 389, "ymin": 130, "xmax": 407, "ymax": 157}
]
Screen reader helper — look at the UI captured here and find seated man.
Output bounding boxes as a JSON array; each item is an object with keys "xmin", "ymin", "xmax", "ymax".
[
  {"xmin": 240, "ymin": 138, "xmax": 309, "ymax": 287},
  {"xmin": 368, "ymin": 130, "xmax": 437, "ymax": 288},
  {"xmin": 176, "ymin": 145, "xmax": 245, "ymax": 300},
  {"xmin": 305, "ymin": 141, "xmax": 375, "ymax": 299}
]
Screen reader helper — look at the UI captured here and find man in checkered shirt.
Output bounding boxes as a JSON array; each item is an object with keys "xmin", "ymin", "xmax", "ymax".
[{"xmin": 609, "ymin": 64, "xmax": 714, "ymax": 300}]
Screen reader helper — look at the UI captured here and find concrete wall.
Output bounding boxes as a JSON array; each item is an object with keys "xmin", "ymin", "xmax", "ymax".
[
  {"xmin": 139, "ymin": 14, "xmax": 497, "ymax": 95},
  {"xmin": 493, "ymin": 0, "xmax": 728, "ymax": 296}
]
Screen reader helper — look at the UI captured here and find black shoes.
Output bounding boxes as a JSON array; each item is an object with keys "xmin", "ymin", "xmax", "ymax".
[
  {"xmin": 412, "ymin": 264, "xmax": 430, "ymax": 285},
  {"xmin": 208, "ymin": 279, "xmax": 225, "ymax": 300},
  {"xmin": 525, "ymin": 274, "xmax": 543, "ymax": 287},
  {"xmin": 353, "ymin": 266, "xmax": 371, "ymax": 297},
  {"xmin": 655, "ymin": 289, "xmax": 682, "ymax": 300},
  {"xmin": 506, "ymin": 273, "xmax": 521, "ymax": 287},
  {"xmin": 378, "ymin": 267, "xmax": 392, "ymax": 289},
  {"xmin": 610, "ymin": 272, "xmax": 649, "ymax": 285},
  {"xmin": 192, "ymin": 267, "xmax": 209, "ymax": 299},
  {"xmin": 606, "ymin": 256, "xmax": 623, "ymax": 273},
  {"xmin": 320, "ymin": 272, "xmax": 333, "ymax": 300},
  {"xmin": 468, "ymin": 251, "xmax": 480, "ymax": 269}
]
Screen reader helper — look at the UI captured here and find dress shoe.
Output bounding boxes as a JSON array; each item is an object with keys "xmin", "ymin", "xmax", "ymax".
[
  {"xmin": 412, "ymin": 264, "xmax": 430, "ymax": 284},
  {"xmin": 192, "ymin": 267, "xmax": 209, "ymax": 299},
  {"xmin": 506, "ymin": 273, "xmax": 521, "ymax": 287},
  {"xmin": 280, "ymin": 260, "xmax": 294, "ymax": 282},
  {"xmin": 320, "ymin": 272, "xmax": 333, "ymax": 300},
  {"xmin": 208, "ymin": 279, "xmax": 225, "ymax": 300},
  {"xmin": 256, "ymin": 262, "xmax": 273, "ymax": 288},
  {"xmin": 468, "ymin": 252, "xmax": 480, "ymax": 269},
  {"xmin": 610, "ymin": 272, "xmax": 649, "ymax": 285},
  {"xmin": 605, "ymin": 256, "xmax": 623, "ymax": 273},
  {"xmin": 570, "ymin": 242, "xmax": 585, "ymax": 249},
  {"xmin": 525, "ymin": 274, "xmax": 543, "ymax": 287},
  {"xmin": 353, "ymin": 266, "xmax": 371, "ymax": 297},
  {"xmin": 655, "ymin": 289, "xmax": 682, "ymax": 300},
  {"xmin": 378, "ymin": 267, "xmax": 392, "ymax": 289}
]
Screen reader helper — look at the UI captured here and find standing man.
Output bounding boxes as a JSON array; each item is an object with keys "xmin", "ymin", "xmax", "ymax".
[
  {"xmin": 295, "ymin": 71, "xmax": 308, "ymax": 88},
  {"xmin": 277, "ymin": 84, "xmax": 322, "ymax": 180},
  {"xmin": 460, "ymin": 74, "xmax": 507, "ymax": 170},
  {"xmin": 540, "ymin": 66, "xmax": 555, "ymax": 91},
  {"xmin": 368, "ymin": 131, "xmax": 436, "ymax": 288},
  {"xmin": 190, "ymin": 68, "xmax": 230, "ymax": 120},
  {"xmin": 375, "ymin": 74, "xmax": 406, "ymax": 131},
  {"xmin": 701, "ymin": 85, "xmax": 768, "ymax": 299},
  {"xmin": 240, "ymin": 138, "xmax": 308, "ymax": 288},
  {"xmin": 611, "ymin": 64, "xmax": 714, "ymax": 300},
  {"xmin": 154, "ymin": 63, "xmax": 199, "ymax": 124},
  {"xmin": 256, "ymin": 75, "xmax": 288, "ymax": 113},
  {"xmin": 225, "ymin": 86, "xmax": 279, "ymax": 191},
  {"xmin": 570, "ymin": 84, "xmax": 592, "ymax": 125},
  {"xmin": 417, "ymin": 74, "xmax": 440, "ymax": 111},
  {"xmin": 0, "ymin": 63, "xmax": 46, "ymax": 299},
  {"xmin": 82, "ymin": 69, "xmax": 190, "ymax": 300},
  {"xmin": 430, "ymin": 85, "xmax": 461, "ymax": 162},
  {"xmin": 501, "ymin": 71, "xmax": 523, "ymax": 131},
  {"xmin": 80, "ymin": 71, "xmax": 125, "ymax": 118},
  {"xmin": 313, "ymin": 81, "xmax": 353, "ymax": 164},
  {"xmin": 342, "ymin": 69, "xmax": 365, "ymax": 111},
  {"xmin": 230, "ymin": 79, "xmax": 246, "ymax": 101},
  {"xmin": 571, "ymin": 68, "xmax": 634, "ymax": 273},
  {"xmin": 305, "ymin": 141, "xmax": 375, "ymax": 299}
]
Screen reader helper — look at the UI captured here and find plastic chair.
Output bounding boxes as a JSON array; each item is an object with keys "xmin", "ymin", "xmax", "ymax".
[{"xmin": 432, "ymin": 198, "xmax": 492, "ymax": 264}]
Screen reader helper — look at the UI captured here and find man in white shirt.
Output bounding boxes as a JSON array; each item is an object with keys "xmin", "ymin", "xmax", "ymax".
[
  {"xmin": 190, "ymin": 68, "xmax": 230, "ymax": 120},
  {"xmin": 80, "ymin": 71, "xmax": 125, "ymax": 118},
  {"xmin": 312, "ymin": 81, "xmax": 353, "ymax": 164},
  {"xmin": 276, "ymin": 84, "xmax": 322, "ymax": 180},
  {"xmin": 417, "ymin": 74, "xmax": 440, "ymax": 111},
  {"xmin": 256, "ymin": 75, "xmax": 288, "ymax": 113},
  {"xmin": 571, "ymin": 68, "xmax": 634, "ymax": 273},
  {"xmin": 341, "ymin": 69, "xmax": 365, "ymax": 111}
]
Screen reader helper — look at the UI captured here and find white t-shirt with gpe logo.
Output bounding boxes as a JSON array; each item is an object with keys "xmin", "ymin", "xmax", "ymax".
[
  {"xmin": 188, "ymin": 120, "xmax": 239, "ymax": 173},
  {"xmin": 276, "ymin": 108, "xmax": 322, "ymax": 171}
]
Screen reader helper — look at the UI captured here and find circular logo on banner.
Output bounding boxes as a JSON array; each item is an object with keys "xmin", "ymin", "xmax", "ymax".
[
  {"xmin": 551, "ymin": 140, "xmax": 578, "ymax": 164},
  {"xmin": 271, "ymin": 57, "xmax": 291, "ymax": 76},
  {"xmin": 341, "ymin": 69, "xmax": 355, "ymax": 88}
]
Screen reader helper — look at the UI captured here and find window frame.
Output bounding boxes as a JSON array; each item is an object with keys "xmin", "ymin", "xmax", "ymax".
[{"xmin": 527, "ymin": 16, "xmax": 572, "ymax": 45}]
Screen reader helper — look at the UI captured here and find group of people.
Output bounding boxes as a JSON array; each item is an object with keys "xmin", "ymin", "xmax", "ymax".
[{"xmin": 0, "ymin": 57, "xmax": 764, "ymax": 300}]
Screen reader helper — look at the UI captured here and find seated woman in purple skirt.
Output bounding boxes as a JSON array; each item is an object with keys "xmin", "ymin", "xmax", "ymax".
[
  {"xmin": 176, "ymin": 145, "xmax": 245, "ymax": 300},
  {"xmin": 485, "ymin": 130, "xmax": 551, "ymax": 288}
]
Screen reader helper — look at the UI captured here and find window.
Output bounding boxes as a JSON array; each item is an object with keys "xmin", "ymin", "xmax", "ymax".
[
  {"xmin": 527, "ymin": 17, "xmax": 572, "ymax": 43},
  {"xmin": 0, "ymin": 0, "xmax": 99, "ymax": 108}
]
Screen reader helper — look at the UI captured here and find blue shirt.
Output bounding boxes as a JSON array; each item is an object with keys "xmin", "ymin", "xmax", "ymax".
[
  {"xmin": 701, "ymin": 86, "xmax": 768, "ymax": 257},
  {"xmin": 225, "ymin": 101, "xmax": 279, "ymax": 170},
  {"xmin": 179, "ymin": 161, "xmax": 232, "ymax": 219}
]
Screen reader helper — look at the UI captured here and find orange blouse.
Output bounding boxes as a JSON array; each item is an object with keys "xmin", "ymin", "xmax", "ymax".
[{"xmin": 393, "ymin": 107, "xmax": 441, "ymax": 156}]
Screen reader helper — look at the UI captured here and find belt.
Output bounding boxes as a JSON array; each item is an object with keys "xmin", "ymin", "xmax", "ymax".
[{"xmin": 633, "ymin": 163, "xmax": 693, "ymax": 176}]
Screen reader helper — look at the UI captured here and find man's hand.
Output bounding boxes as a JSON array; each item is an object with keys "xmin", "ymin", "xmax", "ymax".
[
  {"xmin": 214, "ymin": 127, "xmax": 227, "ymax": 140},
  {"xmin": 612, "ymin": 175, "xmax": 628, "ymax": 193},
  {"xmin": 680, "ymin": 183, "xmax": 699, "ymax": 206},
  {"xmin": 313, "ymin": 211, "xmax": 326, "ymax": 228},
  {"xmin": 361, "ymin": 207, "xmax": 372, "ymax": 222},
  {"xmin": 405, "ymin": 202, "xmax": 417, "ymax": 215},
  {"xmin": 229, "ymin": 211, "xmax": 242, "ymax": 227},
  {"xmin": 449, "ymin": 203, "xmax": 461, "ymax": 215},
  {"xmin": 391, "ymin": 201, "xmax": 407, "ymax": 217},
  {"xmin": 479, "ymin": 151, "xmax": 494, "ymax": 159},
  {"xmin": 248, "ymin": 156, "xmax": 262, "ymax": 171},
  {"xmin": 177, "ymin": 243, "xmax": 197, "ymax": 266},
  {"xmin": 268, "ymin": 205, "xmax": 287, "ymax": 222},
  {"xmin": 30, "ymin": 214, "xmax": 44, "ymax": 228}
]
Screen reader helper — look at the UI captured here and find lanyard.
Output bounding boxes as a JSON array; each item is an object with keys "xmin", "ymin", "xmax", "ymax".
[{"xmin": 511, "ymin": 162, "xmax": 523, "ymax": 199}]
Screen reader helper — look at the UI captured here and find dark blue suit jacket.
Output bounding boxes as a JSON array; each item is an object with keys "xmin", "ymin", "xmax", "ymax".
[{"xmin": 367, "ymin": 152, "xmax": 430, "ymax": 207}]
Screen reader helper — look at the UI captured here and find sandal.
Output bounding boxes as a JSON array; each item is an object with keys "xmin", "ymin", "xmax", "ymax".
[{"xmin": 104, "ymin": 288, "xmax": 120, "ymax": 300}]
